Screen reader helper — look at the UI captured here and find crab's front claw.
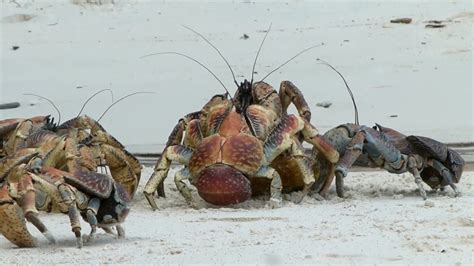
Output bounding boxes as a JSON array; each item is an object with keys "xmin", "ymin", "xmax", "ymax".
[{"xmin": 0, "ymin": 185, "xmax": 37, "ymax": 248}]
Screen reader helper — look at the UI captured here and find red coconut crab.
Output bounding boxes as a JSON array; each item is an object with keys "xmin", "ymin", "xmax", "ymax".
[
  {"xmin": 311, "ymin": 61, "xmax": 465, "ymax": 199},
  {"xmin": 142, "ymin": 25, "xmax": 339, "ymax": 209}
]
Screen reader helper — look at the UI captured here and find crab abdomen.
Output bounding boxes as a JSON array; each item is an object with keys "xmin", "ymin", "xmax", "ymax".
[{"xmin": 189, "ymin": 133, "xmax": 263, "ymax": 205}]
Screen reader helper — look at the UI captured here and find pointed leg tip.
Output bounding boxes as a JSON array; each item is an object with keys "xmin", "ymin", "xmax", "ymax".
[{"xmin": 144, "ymin": 192, "xmax": 159, "ymax": 211}]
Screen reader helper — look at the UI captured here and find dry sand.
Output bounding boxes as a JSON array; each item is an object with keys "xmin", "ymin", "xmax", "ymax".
[{"xmin": 1, "ymin": 167, "xmax": 473, "ymax": 264}]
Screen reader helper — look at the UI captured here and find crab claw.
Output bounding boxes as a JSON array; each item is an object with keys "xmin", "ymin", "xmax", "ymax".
[
  {"xmin": 195, "ymin": 165, "xmax": 252, "ymax": 206},
  {"xmin": 0, "ymin": 184, "xmax": 37, "ymax": 248}
]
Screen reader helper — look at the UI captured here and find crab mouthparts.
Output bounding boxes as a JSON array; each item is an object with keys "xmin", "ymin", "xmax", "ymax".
[{"xmin": 196, "ymin": 165, "xmax": 252, "ymax": 206}]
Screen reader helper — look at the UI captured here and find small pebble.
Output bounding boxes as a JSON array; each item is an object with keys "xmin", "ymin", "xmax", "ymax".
[{"xmin": 424, "ymin": 199, "xmax": 435, "ymax": 207}]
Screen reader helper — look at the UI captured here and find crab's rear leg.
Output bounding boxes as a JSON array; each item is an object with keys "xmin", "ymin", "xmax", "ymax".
[
  {"xmin": 253, "ymin": 166, "xmax": 283, "ymax": 207},
  {"xmin": 144, "ymin": 145, "xmax": 193, "ymax": 210},
  {"xmin": 82, "ymin": 198, "xmax": 100, "ymax": 242},
  {"xmin": 429, "ymin": 159, "xmax": 461, "ymax": 197},
  {"xmin": 57, "ymin": 184, "xmax": 83, "ymax": 248},
  {"xmin": 173, "ymin": 168, "xmax": 195, "ymax": 206}
]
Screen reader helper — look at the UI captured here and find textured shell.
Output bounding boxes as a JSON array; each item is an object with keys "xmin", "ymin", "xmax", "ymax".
[
  {"xmin": 196, "ymin": 165, "xmax": 252, "ymax": 206},
  {"xmin": 446, "ymin": 148, "xmax": 465, "ymax": 182},
  {"xmin": 41, "ymin": 167, "xmax": 113, "ymax": 199},
  {"xmin": 406, "ymin": 135, "xmax": 448, "ymax": 162},
  {"xmin": 221, "ymin": 134, "xmax": 264, "ymax": 174}
]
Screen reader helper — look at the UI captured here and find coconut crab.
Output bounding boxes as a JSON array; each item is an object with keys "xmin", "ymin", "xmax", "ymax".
[
  {"xmin": 144, "ymin": 90, "xmax": 338, "ymax": 209},
  {"xmin": 313, "ymin": 123, "xmax": 464, "ymax": 199},
  {"xmin": 0, "ymin": 149, "xmax": 131, "ymax": 248},
  {"xmin": 142, "ymin": 25, "xmax": 339, "ymax": 209},
  {"xmin": 0, "ymin": 91, "xmax": 143, "ymax": 198},
  {"xmin": 312, "ymin": 61, "xmax": 465, "ymax": 199}
]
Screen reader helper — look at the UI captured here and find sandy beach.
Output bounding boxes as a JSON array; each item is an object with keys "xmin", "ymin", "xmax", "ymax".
[{"xmin": 1, "ymin": 0, "xmax": 473, "ymax": 264}]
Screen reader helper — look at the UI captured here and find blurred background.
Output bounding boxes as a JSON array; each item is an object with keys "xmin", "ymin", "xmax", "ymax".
[{"xmin": 1, "ymin": 0, "xmax": 472, "ymax": 154}]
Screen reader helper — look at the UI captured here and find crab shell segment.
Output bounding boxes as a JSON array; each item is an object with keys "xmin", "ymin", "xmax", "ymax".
[
  {"xmin": 189, "ymin": 112, "xmax": 264, "ymax": 205},
  {"xmin": 0, "ymin": 184, "xmax": 37, "ymax": 248},
  {"xmin": 195, "ymin": 165, "xmax": 252, "ymax": 206}
]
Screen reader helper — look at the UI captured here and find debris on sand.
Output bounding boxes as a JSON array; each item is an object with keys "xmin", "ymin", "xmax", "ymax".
[
  {"xmin": 1, "ymin": 14, "xmax": 35, "ymax": 23},
  {"xmin": 426, "ymin": 24, "xmax": 446, "ymax": 28},
  {"xmin": 240, "ymin": 33, "xmax": 249, "ymax": 40},
  {"xmin": 0, "ymin": 102, "xmax": 21, "ymax": 110},
  {"xmin": 390, "ymin": 18, "xmax": 412, "ymax": 24},
  {"xmin": 12, "ymin": 46, "xmax": 20, "ymax": 50},
  {"xmin": 316, "ymin": 101, "xmax": 333, "ymax": 108},
  {"xmin": 425, "ymin": 20, "xmax": 447, "ymax": 28}
]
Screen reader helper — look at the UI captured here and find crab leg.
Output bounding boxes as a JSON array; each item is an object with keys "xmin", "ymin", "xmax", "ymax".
[
  {"xmin": 17, "ymin": 175, "xmax": 56, "ymax": 244},
  {"xmin": 363, "ymin": 128, "xmax": 428, "ymax": 200},
  {"xmin": 302, "ymin": 121, "xmax": 340, "ymax": 164},
  {"xmin": 3, "ymin": 119, "xmax": 34, "ymax": 155},
  {"xmin": 0, "ymin": 183, "xmax": 37, "ymax": 247},
  {"xmin": 83, "ymin": 198, "xmax": 100, "ymax": 242},
  {"xmin": 279, "ymin": 81, "xmax": 312, "ymax": 122},
  {"xmin": 407, "ymin": 155, "xmax": 428, "ymax": 200},
  {"xmin": 263, "ymin": 115, "xmax": 317, "ymax": 201},
  {"xmin": 58, "ymin": 184, "xmax": 83, "ymax": 248},
  {"xmin": 144, "ymin": 145, "xmax": 193, "ymax": 210},
  {"xmin": 429, "ymin": 159, "xmax": 461, "ymax": 196},
  {"xmin": 99, "ymin": 144, "xmax": 141, "ymax": 197},
  {"xmin": 321, "ymin": 131, "xmax": 365, "ymax": 197},
  {"xmin": 254, "ymin": 166, "xmax": 283, "ymax": 206},
  {"xmin": 174, "ymin": 168, "xmax": 194, "ymax": 205}
]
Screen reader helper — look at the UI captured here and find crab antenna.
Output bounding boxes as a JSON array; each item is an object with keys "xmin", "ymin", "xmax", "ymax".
[
  {"xmin": 23, "ymin": 93, "xmax": 62, "ymax": 125},
  {"xmin": 140, "ymin": 52, "xmax": 232, "ymax": 97},
  {"xmin": 251, "ymin": 23, "xmax": 272, "ymax": 83},
  {"xmin": 76, "ymin": 89, "xmax": 114, "ymax": 118},
  {"xmin": 260, "ymin": 44, "xmax": 323, "ymax": 83},
  {"xmin": 182, "ymin": 25, "xmax": 239, "ymax": 88},
  {"xmin": 317, "ymin": 58, "xmax": 359, "ymax": 125},
  {"xmin": 97, "ymin": 91, "xmax": 154, "ymax": 122}
]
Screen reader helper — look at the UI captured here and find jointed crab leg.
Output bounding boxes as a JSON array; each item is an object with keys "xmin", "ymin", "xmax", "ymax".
[
  {"xmin": 430, "ymin": 159, "xmax": 461, "ymax": 196},
  {"xmin": 144, "ymin": 145, "xmax": 193, "ymax": 210},
  {"xmin": 58, "ymin": 184, "xmax": 83, "ymax": 248},
  {"xmin": 278, "ymin": 81, "xmax": 312, "ymax": 122},
  {"xmin": 254, "ymin": 166, "xmax": 283, "ymax": 204}
]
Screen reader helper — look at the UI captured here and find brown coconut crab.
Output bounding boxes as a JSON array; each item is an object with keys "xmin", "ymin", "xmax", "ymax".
[
  {"xmin": 142, "ymin": 25, "xmax": 339, "ymax": 209},
  {"xmin": 0, "ymin": 91, "xmax": 143, "ymax": 198},
  {"xmin": 0, "ymin": 149, "xmax": 131, "ymax": 248},
  {"xmin": 312, "ymin": 62, "xmax": 465, "ymax": 199}
]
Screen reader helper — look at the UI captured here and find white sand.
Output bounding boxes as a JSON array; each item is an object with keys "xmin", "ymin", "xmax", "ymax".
[{"xmin": 1, "ymin": 166, "xmax": 473, "ymax": 264}]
